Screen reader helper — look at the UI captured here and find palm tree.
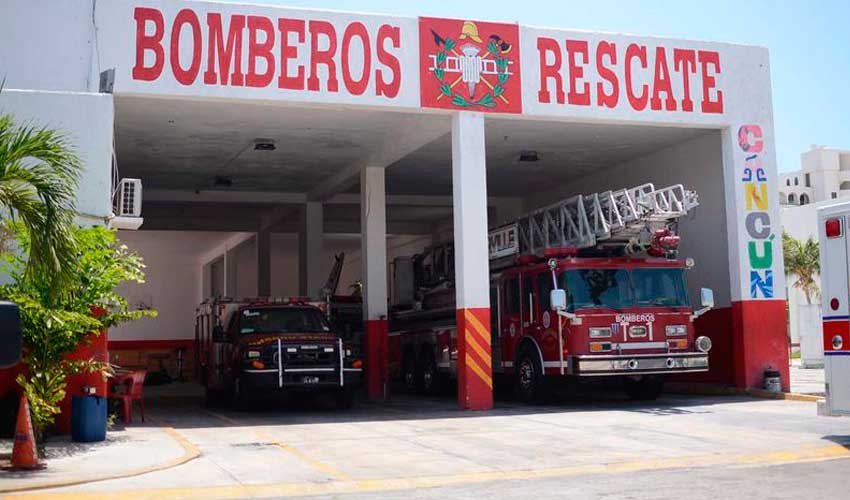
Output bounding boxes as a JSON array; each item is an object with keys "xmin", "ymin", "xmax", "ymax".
[
  {"xmin": 0, "ymin": 111, "xmax": 82, "ymax": 296},
  {"xmin": 782, "ymin": 232, "xmax": 820, "ymax": 304}
]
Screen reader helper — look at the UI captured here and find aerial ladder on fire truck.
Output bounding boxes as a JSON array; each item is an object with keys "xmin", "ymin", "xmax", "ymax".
[{"xmin": 488, "ymin": 183, "xmax": 699, "ymax": 266}]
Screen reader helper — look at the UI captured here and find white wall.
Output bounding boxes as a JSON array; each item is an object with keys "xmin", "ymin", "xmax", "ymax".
[
  {"xmin": 0, "ymin": 0, "xmax": 98, "ymax": 93},
  {"xmin": 527, "ymin": 130, "xmax": 730, "ymax": 307},
  {"xmin": 0, "ymin": 89, "xmax": 114, "ymax": 225},
  {"xmin": 111, "ymin": 231, "xmax": 232, "ymax": 341}
]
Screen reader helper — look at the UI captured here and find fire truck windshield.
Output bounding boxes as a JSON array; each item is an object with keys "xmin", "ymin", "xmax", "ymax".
[
  {"xmin": 631, "ymin": 268, "xmax": 689, "ymax": 307},
  {"xmin": 562, "ymin": 267, "xmax": 689, "ymax": 310},
  {"xmin": 563, "ymin": 269, "xmax": 632, "ymax": 309},
  {"xmin": 238, "ymin": 307, "xmax": 331, "ymax": 335}
]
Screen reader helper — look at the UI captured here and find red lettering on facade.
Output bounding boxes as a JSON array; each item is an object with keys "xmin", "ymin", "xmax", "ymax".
[
  {"xmin": 673, "ymin": 49, "xmax": 696, "ymax": 112},
  {"xmin": 596, "ymin": 41, "xmax": 618, "ymax": 108},
  {"xmin": 650, "ymin": 46, "xmax": 676, "ymax": 111},
  {"xmin": 625, "ymin": 43, "xmax": 648, "ymax": 111},
  {"xmin": 308, "ymin": 21, "xmax": 339, "ymax": 92},
  {"xmin": 170, "ymin": 9, "xmax": 202, "ymax": 86},
  {"xmin": 246, "ymin": 16, "xmax": 275, "ymax": 88},
  {"xmin": 699, "ymin": 50, "xmax": 723, "ymax": 113},
  {"xmin": 204, "ymin": 13, "xmax": 245, "ymax": 86},
  {"xmin": 341, "ymin": 22, "xmax": 371, "ymax": 96},
  {"xmin": 278, "ymin": 18, "xmax": 306, "ymax": 90},
  {"xmin": 375, "ymin": 25, "xmax": 401, "ymax": 98},
  {"xmin": 565, "ymin": 40, "xmax": 590, "ymax": 106},
  {"xmin": 133, "ymin": 7, "xmax": 165, "ymax": 81},
  {"xmin": 537, "ymin": 37, "xmax": 564, "ymax": 104}
]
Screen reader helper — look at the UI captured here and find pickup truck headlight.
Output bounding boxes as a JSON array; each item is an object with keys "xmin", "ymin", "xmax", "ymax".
[
  {"xmin": 665, "ymin": 325, "xmax": 687, "ymax": 336},
  {"xmin": 589, "ymin": 327, "xmax": 612, "ymax": 338}
]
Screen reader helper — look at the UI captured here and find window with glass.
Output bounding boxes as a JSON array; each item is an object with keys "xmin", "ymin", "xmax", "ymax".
[
  {"xmin": 505, "ymin": 277, "xmax": 519, "ymax": 315},
  {"xmin": 238, "ymin": 307, "xmax": 330, "ymax": 335},
  {"xmin": 563, "ymin": 269, "xmax": 632, "ymax": 310},
  {"xmin": 538, "ymin": 272, "xmax": 555, "ymax": 310},
  {"xmin": 631, "ymin": 268, "xmax": 689, "ymax": 307}
]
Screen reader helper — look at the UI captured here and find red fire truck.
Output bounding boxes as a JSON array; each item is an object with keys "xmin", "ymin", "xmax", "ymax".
[{"xmin": 389, "ymin": 183, "xmax": 714, "ymax": 401}]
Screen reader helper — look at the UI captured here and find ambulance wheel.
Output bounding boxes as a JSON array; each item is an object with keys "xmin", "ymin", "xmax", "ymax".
[
  {"xmin": 515, "ymin": 347, "xmax": 546, "ymax": 404},
  {"xmin": 420, "ymin": 350, "xmax": 439, "ymax": 396},
  {"xmin": 625, "ymin": 376, "xmax": 664, "ymax": 401}
]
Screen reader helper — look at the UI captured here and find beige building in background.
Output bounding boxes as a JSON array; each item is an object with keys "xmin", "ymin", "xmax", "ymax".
[{"xmin": 780, "ymin": 146, "xmax": 850, "ymax": 206}]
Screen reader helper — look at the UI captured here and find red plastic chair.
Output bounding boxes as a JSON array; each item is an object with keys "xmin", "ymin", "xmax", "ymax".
[{"xmin": 109, "ymin": 370, "xmax": 147, "ymax": 424}]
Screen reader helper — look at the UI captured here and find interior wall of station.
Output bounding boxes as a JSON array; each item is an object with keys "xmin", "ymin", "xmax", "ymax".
[
  {"xmin": 526, "ymin": 130, "xmax": 730, "ymax": 308},
  {"xmin": 110, "ymin": 230, "xmax": 434, "ymax": 343}
]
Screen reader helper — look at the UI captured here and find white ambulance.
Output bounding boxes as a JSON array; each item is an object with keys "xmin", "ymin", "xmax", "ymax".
[{"xmin": 818, "ymin": 202, "xmax": 850, "ymax": 416}]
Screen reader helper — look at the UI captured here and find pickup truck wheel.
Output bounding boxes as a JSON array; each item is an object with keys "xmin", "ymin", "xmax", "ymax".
[
  {"xmin": 625, "ymin": 376, "xmax": 665, "ymax": 401},
  {"xmin": 230, "ymin": 377, "xmax": 251, "ymax": 411},
  {"xmin": 514, "ymin": 347, "xmax": 546, "ymax": 404},
  {"xmin": 335, "ymin": 388, "xmax": 354, "ymax": 410}
]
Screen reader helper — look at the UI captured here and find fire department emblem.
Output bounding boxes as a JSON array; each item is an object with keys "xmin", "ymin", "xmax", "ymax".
[{"xmin": 419, "ymin": 17, "xmax": 522, "ymax": 113}]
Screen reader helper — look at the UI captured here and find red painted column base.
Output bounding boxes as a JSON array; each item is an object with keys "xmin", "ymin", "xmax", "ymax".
[
  {"xmin": 365, "ymin": 319, "xmax": 389, "ymax": 400},
  {"xmin": 456, "ymin": 308, "xmax": 493, "ymax": 410},
  {"xmin": 732, "ymin": 299, "xmax": 790, "ymax": 392}
]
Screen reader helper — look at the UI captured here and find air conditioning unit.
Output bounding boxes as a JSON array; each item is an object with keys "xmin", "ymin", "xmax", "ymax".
[{"xmin": 109, "ymin": 178, "xmax": 144, "ymax": 230}]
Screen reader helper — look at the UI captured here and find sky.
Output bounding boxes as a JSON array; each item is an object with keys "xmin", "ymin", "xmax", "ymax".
[{"xmin": 223, "ymin": 0, "xmax": 850, "ymax": 173}]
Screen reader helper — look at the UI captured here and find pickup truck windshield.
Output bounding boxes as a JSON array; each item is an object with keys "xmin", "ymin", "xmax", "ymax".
[
  {"xmin": 562, "ymin": 267, "xmax": 688, "ymax": 310},
  {"xmin": 239, "ymin": 308, "xmax": 331, "ymax": 335}
]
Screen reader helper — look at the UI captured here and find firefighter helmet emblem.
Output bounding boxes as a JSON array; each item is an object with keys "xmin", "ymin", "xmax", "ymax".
[{"xmin": 425, "ymin": 20, "xmax": 517, "ymax": 110}]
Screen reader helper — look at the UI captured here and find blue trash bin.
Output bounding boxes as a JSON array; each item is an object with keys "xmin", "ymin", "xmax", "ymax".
[{"xmin": 71, "ymin": 395, "xmax": 107, "ymax": 442}]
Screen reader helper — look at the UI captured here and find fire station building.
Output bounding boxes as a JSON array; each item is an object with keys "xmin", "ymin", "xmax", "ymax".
[{"xmin": 0, "ymin": 0, "xmax": 789, "ymax": 409}]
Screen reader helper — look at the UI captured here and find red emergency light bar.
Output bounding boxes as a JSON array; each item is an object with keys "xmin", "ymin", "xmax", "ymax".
[{"xmin": 826, "ymin": 218, "xmax": 842, "ymax": 238}]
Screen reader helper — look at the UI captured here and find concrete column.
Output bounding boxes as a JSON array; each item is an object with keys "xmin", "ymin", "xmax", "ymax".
[
  {"xmin": 298, "ymin": 202, "xmax": 324, "ymax": 297},
  {"xmin": 451, "ymin": 112, "xmax": 493, "ymax": 410},
  {"xmin": 256, "ymin": 229, "xmax": 271, "ymax": 297},
  {"xmin": 721, "ymin": 122, "xmax": 789, "ymax": 391},
  {"xmin": 361, "ymin": 166, "xmax": 388, "ymax": 400}
]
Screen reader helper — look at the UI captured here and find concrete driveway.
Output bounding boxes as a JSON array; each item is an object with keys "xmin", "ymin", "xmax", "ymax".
[{"xmin": 7, "ymin": 385, "xmax": 850, "ymax": 499}]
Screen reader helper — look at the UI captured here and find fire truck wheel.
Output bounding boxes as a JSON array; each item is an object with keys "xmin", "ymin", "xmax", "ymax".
[
  {"xmin": 624, "ymin": 376, "xmax": 665, "ymax": 401},
  {"xmin": 514, "ymin": 347, "xmax": 546, "ymax": 404},
  {"xmin": 402, "ymin": 350, "xmax": 418, "ymax": 392},
  {"xmin": 420, "ymin": 350, "xmax": 440, "ymax": 396}
]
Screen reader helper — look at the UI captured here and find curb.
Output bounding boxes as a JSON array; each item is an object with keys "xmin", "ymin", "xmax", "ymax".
[
  {"xmin": 665, "ymin": 383, "xmax": 824, "ymax": 402},
  {"xmin": 0, "ymin": 417, "xmax": 201, "ymax": 494}
]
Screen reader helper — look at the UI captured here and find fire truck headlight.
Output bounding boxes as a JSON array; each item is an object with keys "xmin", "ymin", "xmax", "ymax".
[
  {"xmin": 833, "ymin": 335, "xmax": 844, "ymax": 350},
  {"xmin": 696, "ymin": 336, "xmax": 712, "ymax": 353},
  {"xmin": 629, "ymin": 326, "xmax": 647, "ymax": 338},
  {"xmin": 666, "ymin": 325, "xmax": 687, "ymax": 336},
  {"xmin": 246, "ymin": 350, "xmax": 261, "ymax": 359},
  {"xmin": 589, "ymin": 327, "xmax": 612, "ymax": 338}
]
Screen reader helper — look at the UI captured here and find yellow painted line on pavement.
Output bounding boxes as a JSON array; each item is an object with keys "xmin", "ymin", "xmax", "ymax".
[
  {"xmin": 0, "ymin": 418, "xmax": 200, "ymax": 495},
  {"xmin": 201, "ymin": 409, "xmax": 351, "ymax": 481},
  {"xmin": 8, "ymin": 442, "xmax": 849, "ymax": 499}
]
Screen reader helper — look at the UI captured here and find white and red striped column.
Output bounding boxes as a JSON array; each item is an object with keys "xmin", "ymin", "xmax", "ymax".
[
  {"xmin": 361, "ymin": 166, "xmax": 389, "ymax": 400},
  {"xmin": 451, "ymin": 112, "xmax": 493, "ymax": 410}
]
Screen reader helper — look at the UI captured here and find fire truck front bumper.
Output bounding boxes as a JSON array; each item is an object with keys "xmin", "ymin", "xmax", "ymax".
[
  {"xmin": 572, "ymin": 352, "xmax": 709, "ymax": 377},
  {"xmin": 241, "ymin": 367, "xmax": 362, "ymax": 391}
]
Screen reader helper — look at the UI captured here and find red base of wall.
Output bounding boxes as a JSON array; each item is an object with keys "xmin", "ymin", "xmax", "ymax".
[
  {"xmin": 365, "ymin": 319, "xmax": 389, "ymax": 400},
  {"xmin": 675, "ymin": 300, "xmax": 790, "ymax": 391}
]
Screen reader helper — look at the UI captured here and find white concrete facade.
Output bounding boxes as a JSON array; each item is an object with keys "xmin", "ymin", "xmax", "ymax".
[{"xmin": 1, "ymin": 0, "xmax": 788, "ymax": 394}]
